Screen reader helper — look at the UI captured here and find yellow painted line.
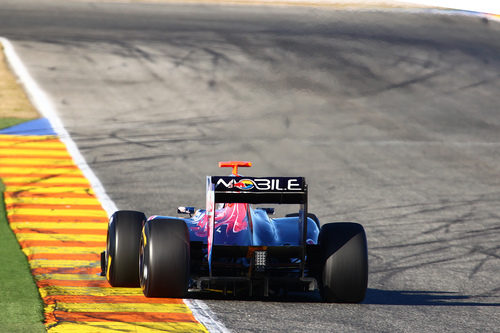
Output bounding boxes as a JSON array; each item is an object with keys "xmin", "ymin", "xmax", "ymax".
[
  {"xmin": 0, "ymin": 136, "xmax": 57, "ymax": 141},
  {"xmin": 5, "ymin": 197, "xmax": 101, "ymax": 205},
  {"xmin": 0, "ymin": 167, "xmax": 83, "ymax": 175},
  {"xmin": 12, "ymin": 222, "xmax": 107, "ymax": 230},
  {"xmin": 0, "ymin": 148, "xmax": 72, "ymax": 157},
  {"xmin": 7, "ymin": 208, "xmax": 108, "ymax": 217},
  {"xmin": 0, "ymin": 139, "xmax": 64, "ymax": 145},
  {"xmin": 56, "ymin": 303, "xmax": 192, "ymax": 313},
  {"xmin": 0, "ymin": 134, "xmax": 58, "ymax": 141},
  {"xmin": 29, "ymin": 259, "xmax": 99, "ymax": 269},
  {"xmin": 16, "ymin": 233, "xmax": 106, "ymax": 243},
  {"xmin": 40, "ymin": 286, "xmax": 144, "ymax": 297},
  {"xmin": 23, "ymin": 247, "xmax": 103, "ymax": 257},
  {"xmin": 2, "ymin": 176, "xmax": 90, "ymax": 184},
  {"xmin": 4, "ymin": 188, "xmax": 96, "ymax": 195},
  {"xmin": 46, "ymin": 321, "xmax": 207, "ymax": 333},
  {"xmin": 34, "ymin": 274, "xmax": 106, "ymax": 281},
  {"xmin": 0, "ymin": 140, "xmax": 66, "ymax": 148},
  {"xmin": 0, "ymin": 158, "xmax": 76, "ymax": 166}
]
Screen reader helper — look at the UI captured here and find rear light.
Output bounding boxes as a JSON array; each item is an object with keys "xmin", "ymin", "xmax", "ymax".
[{"xmin": 254, "ymin": 250, "xmax": 267, "ymax": 272}]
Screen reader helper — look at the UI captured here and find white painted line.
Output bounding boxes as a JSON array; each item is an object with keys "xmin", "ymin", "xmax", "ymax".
[
  {"xmin": 0, "ymin": 36, "xmax": 229, "ymax": 333},
  {"xmin": 185, "ymin": 299, "xmax": 232, "ymax": 333}
]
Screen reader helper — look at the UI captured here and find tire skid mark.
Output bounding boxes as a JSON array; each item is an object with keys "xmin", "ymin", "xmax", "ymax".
[{"xmin": 0, "ymin": 133, "xmax": 208, "ymax": 332}]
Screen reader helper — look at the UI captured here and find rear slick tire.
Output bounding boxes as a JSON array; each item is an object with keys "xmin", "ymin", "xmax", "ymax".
[
  {"xmin": 140, "ymin": 218, "xmax": 190, "ymax": 298},
  {"xmin": 319, "ymin": 222, "xmax": 368, "ymax": 303},
  {"xmin": 106, "ymin": 210, "xmax": 145, "ymax": 287}
]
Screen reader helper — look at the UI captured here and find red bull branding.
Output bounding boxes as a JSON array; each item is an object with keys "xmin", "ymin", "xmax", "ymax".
[{"xmin": 233, "ymin": 179, "xmax": 255, "ymax": 190}]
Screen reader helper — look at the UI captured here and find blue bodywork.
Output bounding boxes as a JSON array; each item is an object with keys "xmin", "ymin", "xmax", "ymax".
[{"xmin": 151, "ymin": 204, "xmax": 319, "ymax": 247}]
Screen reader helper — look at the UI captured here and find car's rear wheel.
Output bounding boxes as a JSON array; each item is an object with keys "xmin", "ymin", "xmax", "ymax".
[
  {"xmin": 140, "ymin": 218, "xmax": 190, "ymax": 297},
  {"xmin": 105, "ymin": 210, "xmax": 145, "ymax": 287},
  {"xmin": 319, "ymin": 222, "xmax": 368, "ymax": 303}
]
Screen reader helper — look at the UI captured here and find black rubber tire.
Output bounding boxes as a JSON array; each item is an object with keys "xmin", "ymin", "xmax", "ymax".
[
  {"xmin": 285, "ymin": 212, "xmax": 321, "ymax": 229},
  {"xmin": 140, "ymin": 218, "xmax": 190, "ymax": 298},
  {"xmin": 105, "ymin": 210, "xmax": 145, "ymax": 287},
  {"xmin": 319, "ymin": 222, "xmax": 368, "ymax": 303}
]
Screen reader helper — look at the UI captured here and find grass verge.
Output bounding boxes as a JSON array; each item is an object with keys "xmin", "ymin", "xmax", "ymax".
[
  {"xmin": 0, "ymin": 117, "xmax": 28, "ymax": 130},
  {"xmin": 0, "ymin": 180, "xmax": 46, "ymax": 332}
]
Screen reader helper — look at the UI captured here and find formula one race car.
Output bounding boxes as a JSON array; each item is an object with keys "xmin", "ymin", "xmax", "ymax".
[{"xmin": 101, "ymin": 161, "xmax": 368, "ymax": 302}]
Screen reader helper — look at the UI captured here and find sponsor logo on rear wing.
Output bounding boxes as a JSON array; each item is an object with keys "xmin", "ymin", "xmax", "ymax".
[{"xmin": 212, "ymin": 176, "xmax": 305, "ymax": 192}]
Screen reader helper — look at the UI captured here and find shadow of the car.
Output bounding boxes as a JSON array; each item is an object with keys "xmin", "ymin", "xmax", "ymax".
[
  {"xmin": 364, "ymin": 288, "xmax": 500, "ymax": 306},
  {"xmin": 186, "ymin": 288, "xmax": 500, "ymax": 306}
]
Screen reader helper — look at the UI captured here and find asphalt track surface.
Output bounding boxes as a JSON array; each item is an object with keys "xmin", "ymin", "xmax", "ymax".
[{"xmin": 1, "ymin": 0, "xmax": 500, "ymax": 331}]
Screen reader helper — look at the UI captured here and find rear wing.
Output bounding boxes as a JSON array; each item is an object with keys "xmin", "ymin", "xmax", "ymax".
[{"xmin": 209, "ymin": 176, "xmax": 307, "ymax": 204}]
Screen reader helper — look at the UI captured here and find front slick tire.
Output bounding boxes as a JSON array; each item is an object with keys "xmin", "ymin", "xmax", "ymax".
[
  {"xmin": 106, "ymin": 210, "xmax": 145, "ymax": 287},
  {"xmin": 140, "ymin": 218, "xmax": 190, "ymax": 298},
  {"xmin": 319, "ymin": 222, "xmax": 368, "ymax": 303}
]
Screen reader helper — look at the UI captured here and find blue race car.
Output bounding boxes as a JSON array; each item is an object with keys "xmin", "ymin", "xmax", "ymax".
[{"xmin": 101, "ymin": 161, "xmax": 368, "ymax": 302}]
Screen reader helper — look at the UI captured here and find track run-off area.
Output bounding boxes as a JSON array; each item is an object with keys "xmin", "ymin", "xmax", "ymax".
[{"xmin": 1, "ymin": 0, "xmax": 500, "ymax": 332}]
